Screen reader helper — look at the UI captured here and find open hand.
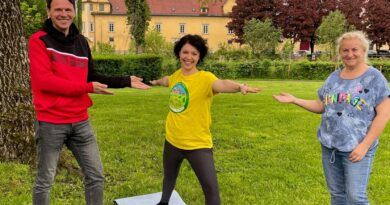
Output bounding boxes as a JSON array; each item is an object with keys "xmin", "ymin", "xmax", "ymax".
[
  {"xmin": 239, "ymin": 84, "xmax": 261, "ymax": 95},
  {"xmin": 92, "ymin": 82, "xmax": 114, "ymax": 95},
  {"xmin": 131, "ymin": 76, "xmax": 150, "ymax": 90},
  {"xmin": 273, "ymin": 92, "xmax": 297, "ymax": 103},
  {"xmin": 149, "ymin": 80, "xmax": 158, "ymax": 86}
]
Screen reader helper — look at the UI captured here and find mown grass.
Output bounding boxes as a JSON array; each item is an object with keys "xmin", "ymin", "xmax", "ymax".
[{"xmin": 1, "ymin": 80, "xmax": 389, "ymax": 204}]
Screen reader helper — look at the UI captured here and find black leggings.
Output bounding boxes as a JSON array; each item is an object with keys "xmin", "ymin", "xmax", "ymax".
[{"xmin": 159, "ymin": 141, "xmax": 220, "ymax": 205}]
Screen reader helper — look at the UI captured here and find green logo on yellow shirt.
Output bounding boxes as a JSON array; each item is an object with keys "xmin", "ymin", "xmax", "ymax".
[{"xmin": 169, "ymin": 82, "xmax": 189, "ymax": 113}]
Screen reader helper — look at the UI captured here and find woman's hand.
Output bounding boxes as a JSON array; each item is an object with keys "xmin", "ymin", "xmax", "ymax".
[
  {"xmin": 273, "ymin": 92, "xmax": 297, "ymax": 104},
  {"xmin": 239, "ymin": 84, "xmax": 261, "ymax": 95},
  {"xmin": 349, "ymin": 143, "xmax": 370, "ymax": 163}
]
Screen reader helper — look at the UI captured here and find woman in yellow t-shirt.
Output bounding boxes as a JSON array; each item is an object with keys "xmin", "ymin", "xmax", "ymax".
[{"xmin": 150, "ymin": 34, "xmax": 260, "ymax": 205}]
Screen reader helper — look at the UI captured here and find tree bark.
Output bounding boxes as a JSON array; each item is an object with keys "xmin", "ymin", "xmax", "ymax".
[{"xmin": 0, "ymin": 0, "xmax": 35, "ymax": 164}]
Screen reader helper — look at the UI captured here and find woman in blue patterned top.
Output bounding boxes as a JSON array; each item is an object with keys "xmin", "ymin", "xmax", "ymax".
[{"xmin": 274, "ymin": 31, "xmax": 390, "ymax": 204}]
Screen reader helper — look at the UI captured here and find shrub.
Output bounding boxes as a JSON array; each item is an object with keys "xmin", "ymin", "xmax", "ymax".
[
  {"xmin": 200, "ymin": 61, "xmax": 237, "ymax": 79},
  {"xmin": 121, "ymin": 54, "xmax": 162, "ymax": 83},
  {"xmin": 93, "ymin": 54, "xmax": 162, "ymax": 83},
  {"xmin": 290, "ymin": 61, "xmax": 335, "ymax": 80},
  {"xmin": 370, "ymin": 60, "xmax": 390, "ymax": 80}
]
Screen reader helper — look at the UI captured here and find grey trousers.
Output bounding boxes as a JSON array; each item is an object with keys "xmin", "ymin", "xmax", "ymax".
[{"xmin": 33, "ymin": 120, "xmax": 104, "ymax": 205}]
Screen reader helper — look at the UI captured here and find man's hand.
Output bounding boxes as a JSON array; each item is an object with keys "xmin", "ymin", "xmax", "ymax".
[
  {"xmin": 92, "ymin": 82, "xmax": 114, "ymax": 95},
  {"xmin": 131, "ymin": 76, "xmax": 150, "ymax": 90}
]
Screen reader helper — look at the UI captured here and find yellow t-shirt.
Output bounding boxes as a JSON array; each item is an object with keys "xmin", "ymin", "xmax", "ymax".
[{"xmin": 166, "ymin": 69, "xmax": 218, "ymax": 150}]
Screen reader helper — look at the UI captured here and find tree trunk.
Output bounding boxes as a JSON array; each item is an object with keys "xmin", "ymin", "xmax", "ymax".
[
  {"xmin": 136, "ymin": 44, "xmax": 143, "ymax": 54},
  {"xmin": 0, "ymin": 0, "xmax": 35, "ymax": 164}
]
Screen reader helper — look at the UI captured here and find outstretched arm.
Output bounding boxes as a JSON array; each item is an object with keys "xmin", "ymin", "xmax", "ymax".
[
  {"xmin": 150, "ymin": 76, "xmax": 169, "ymax": 87},
  {"xmin": 349, "ymin": 98, "xmax": 390, "ymax": 162},
  {"xmin": 273, "ymin": 92, "xmax": 324, "ymax": 114},
  {"xmin": 212, "ymin": 80, "xmax": 260, "ymax": 94},
  {"xmin": 130, "ymin": 76, "xmax": 151, "ymax": 90}
]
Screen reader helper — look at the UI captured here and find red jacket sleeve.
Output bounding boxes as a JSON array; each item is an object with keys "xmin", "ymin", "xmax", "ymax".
[{"xmin": 29, "ymin": 34, "xmax": 94, "ymax": 97}]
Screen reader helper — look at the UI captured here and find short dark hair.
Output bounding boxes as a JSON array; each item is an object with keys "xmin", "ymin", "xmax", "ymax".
[
  {"xmin": 46, "ymin": 0, "xmax": 76, "ymax": 9},
  {"xmin": 174, "ymin": 34, "xmax": 208, "ymax": 64}
]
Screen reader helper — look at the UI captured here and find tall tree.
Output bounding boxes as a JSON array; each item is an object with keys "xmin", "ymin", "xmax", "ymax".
[
  {"xmin": 125, "ymin": 0, "xmax": 151, "ymax": 54},
  {"xmin": 275, "ymin": 0, "xmax": 336, "ymax": 53},
  {"xmin": 337, "ymin": 0, "xmax": 366, "ymax": 30},
  {"xmin": 243, "ymin": 18, "xmax": 281, "ymax": 57},
  {"xmin": 76, "ymin": 0, "xmax": 82, "ymax": 30},
  {"xmin": 227, "ymin": 0, "xmax": 275, "ymax": 44},
  {"xmin": 0, "ymin": 0, "xmax": 35, "ymax": 163},
  {"xmin": 21, "ymin": 0, "xmax": 47, "ymax": 37},
  {"xmin": 364, "ymin": 0, "xmax": 390, "ymax": 50},
  {"xmin": 317, "ymin": 10, "xmax": 349, "ymax": 60}
]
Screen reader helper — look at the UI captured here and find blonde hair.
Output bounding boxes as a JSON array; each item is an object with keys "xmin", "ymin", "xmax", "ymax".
[{"xmin": 336, "ymin": 31, "xmax": 370, "ymax": 63}]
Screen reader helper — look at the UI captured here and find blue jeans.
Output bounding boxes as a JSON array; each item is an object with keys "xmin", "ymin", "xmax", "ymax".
[
  {"xmin": 321, "ymin": 144, "xmax": 377, "ymax": 205},
  {"xmin": 33, "ymin": 120, "xmax": 104, "ymax": 205}
]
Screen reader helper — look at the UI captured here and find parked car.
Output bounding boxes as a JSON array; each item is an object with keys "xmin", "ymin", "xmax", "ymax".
[{"xmin": 368, "ymin": 50, "xmax": 390, "ymax": 58}]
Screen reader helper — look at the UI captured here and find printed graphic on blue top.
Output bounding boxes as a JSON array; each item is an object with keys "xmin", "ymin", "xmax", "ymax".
[
  {"xmin": 317, "ymin": 67, "xmax": 390, "ymax": 152},
  {"xmin": 169, "ymin": 82, "xmax": 189, "ymax": 113}
]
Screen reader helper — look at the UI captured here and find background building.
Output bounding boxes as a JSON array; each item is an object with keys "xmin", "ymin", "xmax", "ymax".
[{"xmin": 81, "ymin": 0, "xmax": 237, "ymax": 53}]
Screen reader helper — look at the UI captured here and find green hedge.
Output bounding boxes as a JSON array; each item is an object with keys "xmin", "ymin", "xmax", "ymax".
[
  {"xmin": 199, "ymin": 60, "xmax": 390, "ymax": 80},
  {"xmin": 371, "ymin": 60, "xmax": 390, "ymax": 80},
  {"xmin": 289, "ymin": 61, "xmax": 336, "ymax": 80},
  {"xmin": 198, "ymin": 60, "xmax": 337, "ymax": 80},
  {"xmin": 92, "ymin": 54, "xmax": 390, "ymax": 81},
  {"xmin": 93, "ymin": 54, "xmax": 162, "ymax": 83}
]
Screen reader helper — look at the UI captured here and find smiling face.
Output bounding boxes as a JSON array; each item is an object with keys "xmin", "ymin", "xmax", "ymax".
[
  {"xmin": 339, "ymin": 38, "xmax": 366, "ymax": 70},
  {"xmin": 47, "ymin": 0, "xmax": 75, "ymax": 36},
  {"xmin": 179, "ymin": 43, "xmax": 200, "ymax": 74}
]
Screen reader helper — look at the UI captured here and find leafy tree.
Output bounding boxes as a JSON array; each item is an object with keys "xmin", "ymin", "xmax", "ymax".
[
  {"xmin": 317, "ymin": 10, "xmax": 349, "ymax": 60},
  {"xmin": 1, "ymin": 0, "xmax": 35, "ymax": 163},
  {"xmin": 96, "ymin": 42, "xmax": 116, "ymax": 54},
  {"xmin": 280, "ymin": 39, "xmax": 294, "ymax": 60},
  {"xmin": 227, "ymin": 0, "xmax": 276, "ymax": 44},
  {"xmin": 21, "ymin": 0, "xmax": 46, "ymax": 37},
  {"xmin": 125, "ymin": 0, "xmax": 151, "ymax": 54},
  {"xmin": 76, "ymin": 0, "xmax": 82, "ymax": 30},
  {"xmin": 364, "ymin": 0, "xmax": 390, "ymax": 50},
  {"xmin": 243, "ymin": 18, "xmax": 282, "ymax": 57},
  {"xmin": 143, "ymin": 30, "xmax": 173, "ymax": 57},
  {"xmin": 337, "ymin": 0, "xmax": 366, "ymax": 30},
  {"xmin": 275, "ymin": 0, "xmax": 336, "ymax": 53}
]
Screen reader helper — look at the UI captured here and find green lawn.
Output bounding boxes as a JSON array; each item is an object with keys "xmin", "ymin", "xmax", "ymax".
[{"xmin": 1, "ymin": 80, "xmax": 389, "ymax": 205}]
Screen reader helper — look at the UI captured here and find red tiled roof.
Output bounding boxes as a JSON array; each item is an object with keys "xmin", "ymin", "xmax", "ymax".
[{"xmin": 108, "ymin": 0, "xmax": 228, "ymax": 16}]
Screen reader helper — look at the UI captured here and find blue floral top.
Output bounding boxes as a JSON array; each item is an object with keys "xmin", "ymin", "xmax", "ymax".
[{"xmin": 317, "ymin": 67, "xmax": 390, "ymax": 152}]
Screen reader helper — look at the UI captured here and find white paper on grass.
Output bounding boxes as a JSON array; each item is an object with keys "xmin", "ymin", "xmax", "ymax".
[{"xmin": 114, "ymin": 190, "xmax": 186, "ymax": 205}]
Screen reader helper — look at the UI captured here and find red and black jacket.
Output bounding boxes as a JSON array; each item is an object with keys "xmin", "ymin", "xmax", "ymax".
[{"xmin": 29, "ymin": 19, "xmax": 130, "ymax": 123}]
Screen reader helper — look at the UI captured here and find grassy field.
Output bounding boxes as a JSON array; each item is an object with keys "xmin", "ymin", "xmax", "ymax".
[{"xmin": 1, "ymin": 80, "xmax": 389, "ymax": 205}]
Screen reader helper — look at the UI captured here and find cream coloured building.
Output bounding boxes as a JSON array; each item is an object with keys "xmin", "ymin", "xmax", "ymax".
[{"xmin": 81, "ymin": 0, "xmax": 237, "ymax": 53}]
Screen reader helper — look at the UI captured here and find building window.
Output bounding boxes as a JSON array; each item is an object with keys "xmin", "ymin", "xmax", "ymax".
[
  {"xmin": 90, "ymin": 23, "xmax": 94, "ymax": 32},
  {"xmin": 203, "ymin": 24, "xmax": 209, "ymax": 34},
  {"xmin": 109, "ymin": 22, "xmax": 114, "ymax": 32},
  {"xmin": 99, "ymin": 3, "xmax": 104, "ymax": 12},
  {"xmin": 200, "ymin": 7, "xmax": 208, "ymax": 13},
  {"xmin": 109, "ymin": 37, "xmax": 114, "ymax": 42},
  {"xmin": 89, "ymin": 4, "xmax": 93, "ymax": 11},
  {"xmin": 228, "ymin": 28, "xmax": 233, "ymax": 34},
  {"xmin": 179, "ymin": 24, "xmax": 185, "ymax": 34},
  {"xmin": 155, "ymin": 23, "xmax": 161, "ymax": 33}
]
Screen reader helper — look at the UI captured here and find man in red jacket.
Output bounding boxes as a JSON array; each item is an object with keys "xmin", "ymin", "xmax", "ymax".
[{"xmin": 29, "ymin": 0, "xmax": 150, "ymax": 204}]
